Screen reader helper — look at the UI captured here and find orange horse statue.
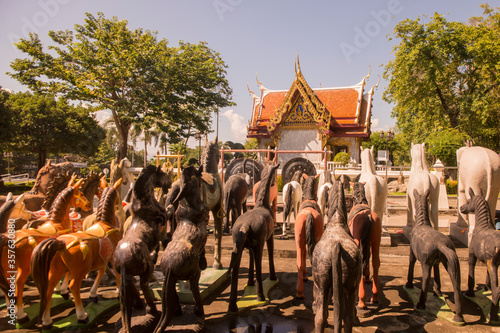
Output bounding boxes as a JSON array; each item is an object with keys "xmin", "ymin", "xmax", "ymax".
[
  {"xmin": 348, "ymin": 181, "xmax": 382, "ymax": 310},
  {"xmin": 0, "ymin": 175, "xmax": 90, "ymax": 324},
  {"xmin": 294, "ymin": 174, "xmax": 323, "ymax": 300},
  {"xmin": 31, "ymin": 179, "xmax": 122, "ymax": 329}
]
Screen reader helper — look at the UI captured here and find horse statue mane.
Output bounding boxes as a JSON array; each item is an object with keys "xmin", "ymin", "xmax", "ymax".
[
  {"xmin": 301, "ymin": 175, "xmax": 318, "ymax": 202},
  {"xmin": 77, "ymin": 171, "xmax": 104, "ymax": 212},
  {"xmin": 41, "ymin": 171, "xmax": 74, "ymax": 211},
  {"xmin": 30, "ymin": 160, "xmax": 74, "ymax": 195},
  {"xmin": 95, "ymin": 184, "xmax": 119, "ymax": 223},
  {"xmin": 132, "ymin": 165, "xmax": 168, "ymax": 213},
  {"xmin": 254, "ymin": 164, "xmax": 279, "ymax": 210},
  {"xmin": 201, "ymin": 137, "xmax": 220, "ymax": 175},
  {"xmin": 352, "ymin": 182, "xmax": 369, "ymax": 206}
]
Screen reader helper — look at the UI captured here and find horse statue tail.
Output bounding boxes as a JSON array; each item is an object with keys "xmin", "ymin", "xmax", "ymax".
[
  {"xmin": 223, "ymin": 187, "xmax": 231, "ymax": 231},
  {"xmin": 0, "ymin": 235, "xmax": 10, "ymax": 294},
  {"xmin": 360, "ymin": 214, "xmax": 373, "ymax": 275},
  {"xmin": 284, "ymin": 184, "xmax": 292, "ymax": 223},
  {"xmin": 30, "ymin": 238, "xmax": 66, "ymax": 324},
  {"xmin": 332, "ymin": 242, "xmax": 344, "ymax": 330},
  {"xmin": 227, "ymin": 225, "xmax": 250, "ymax": 277},
  {"xmin": 320, "ymin": 187, "xmax": 329, "ymax": 217},
  {"xmin": 305, "ymin": 212, "xmax": 316, "ymax": 260},
  {"xmin": 154, "ymin": 268, "xmax": 177, "ymax": 333}
]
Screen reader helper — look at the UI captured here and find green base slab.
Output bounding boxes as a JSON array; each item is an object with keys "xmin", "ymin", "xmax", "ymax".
[
  {"xmin": 16, "ymin": 293, "xmax": 73, "ymax": 329},
  {"xmin": 42, "ymin": 299, "xmax": 119, "ymax": 333},
  {"xmin": 153, "ymin": 267, "xmax": 229, "ymax": 304},
  {"xmin": 236, "ymin": 278, "xmax": 278, "ymax": 313},
  {"xmin": 464, "ymin": 288, "xmax": 500, "ymax": 324},
  {"xmin": 404, "ymin": 286, "xmax": 465, "ymax": 326}
]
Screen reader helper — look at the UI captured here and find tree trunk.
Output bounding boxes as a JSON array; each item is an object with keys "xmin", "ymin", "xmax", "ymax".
[
  {"xmin": 144, "ymin": 140, "xmax": 148, "ymax": 168},
  {"xmin": 37, "ymin": 148, "xmax": 47, "ymax": 174}
]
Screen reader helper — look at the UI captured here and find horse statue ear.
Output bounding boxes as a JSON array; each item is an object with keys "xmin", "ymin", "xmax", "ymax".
[
  {"xmin": 479, "ymin": 188, "xmax": 484, "ymax": 198},
  {"xmin": 100, "ymin": 177, "xmax": 108, "ymax": 190},
  {"xmin": 411, "ymin": 142, "xmax": 414, "ymax": 148},
  {"xmin": 360, "ymin": 146, "xmax": 363, "ymax": 154},
  {"xmin": 14, "ymin": 193, "xmax": 25, "ymax": 204},
  {"xmin": 113, "ymin": 178, "xmax": 123, "ymax": 190},
  {"xmin": 413, "ymin": 189, "xmax": 420, "ymax": 198},
  {"xmin": 303, "ymin": 174, "xmax": 309, "ymax": 180},
  {"xmin": 73, "ymin": 178, "xmax": 84, "ymax": 191},
  {"xmin": 370, "ymin": 146, "xmax": 374, "ymax": 155},
  {"xmin": 68, "ymin": 174, "xmax": 78, "ymax": 187},
  {"xmin": 424, "ymin": 188, "xmax": 430, "ymax": 197},
  {"xmin": 197, "ymin": 165, "xmax": 204, "ymax": 175},
  {"xmin": 469, "ymin": 187, "xmax": 475, "ymax": 198}
]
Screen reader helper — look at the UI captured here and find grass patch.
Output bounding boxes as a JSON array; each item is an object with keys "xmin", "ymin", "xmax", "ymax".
[{"xmin": 0, "ymin": 181, "xmax": 34, "ymax": 196}]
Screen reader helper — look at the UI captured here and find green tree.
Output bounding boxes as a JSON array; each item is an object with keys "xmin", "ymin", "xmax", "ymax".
[
  {"xmin": 425, "ymin": 129, "xmax": 468, "ymax": 167},
  {"xmin": 8, "ymin": 12, "xmax": 233, "ymax": 161},
  {"xmin": 383, "ymin": 5, "xmax": 500, "ymax": 151},
  {"xmin": 4, "ymin": 92, "xmax": 104, "ymax": 170},
  {"xmin": 243, "ymin": 138, "xmax": 259, "ymax": 159}
]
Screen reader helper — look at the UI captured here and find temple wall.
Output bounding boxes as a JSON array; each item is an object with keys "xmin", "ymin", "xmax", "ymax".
[{"xmin": 277, "ymin": 129, "xmax": 322, "ymax": 166}]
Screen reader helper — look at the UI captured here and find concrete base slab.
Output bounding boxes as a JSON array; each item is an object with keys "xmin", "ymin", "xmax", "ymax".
[
  {"xmin": 16, "ymin": 293, "xmax": 73, "ymax": 329},
  {"xmin": 43, "ymin": 299, "xmax": 119, "ymax": 332},
  {"xmin": 236, "ymin": 278, "xmax": 278, "ymax": 313},
  {"xmin": 380, "ymin": 227, "xmax": 392, "ymax": 247},
  {"xmin": 153, "ymin": 267, "xmax": 229, "ymax": 304},
  {"xmin": 403, "ymin": 286, "xmax": 465, "ymax": 326},
  {"xmin": 464, "ymin": 288, "xmax": 500, "ymax": 323}
]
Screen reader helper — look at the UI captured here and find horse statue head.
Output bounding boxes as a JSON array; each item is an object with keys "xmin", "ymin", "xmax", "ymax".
[
  {"xmin": 201, "ymin": 137, "xmax": 220, "ymax": 174},
  {"xmin": 360, "ymin": 146, "xmax": 376, "ymax": 175},
  {"xmin": 410, "ymin": 142, "xmax": 429, "ymax": 172},
  {"xmin": 302, "ymin": 174, "xmax": 319, "ymax": 201}
]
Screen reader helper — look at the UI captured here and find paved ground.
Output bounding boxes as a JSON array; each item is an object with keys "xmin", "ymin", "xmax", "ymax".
[{"xmin": 2, "ymin": 197, "xmax": 500, "ymax": 332}]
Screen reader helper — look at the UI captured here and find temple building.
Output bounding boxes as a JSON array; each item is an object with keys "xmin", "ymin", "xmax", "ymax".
[{"xmin": 246, "ymin": 59, "xmax": 379, "ymax": 167}]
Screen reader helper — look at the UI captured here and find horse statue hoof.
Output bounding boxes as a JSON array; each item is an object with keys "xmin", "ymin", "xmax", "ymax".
[
  {"xmin": 42, "ymin": 323, "xmax": 53, "ymax": 330},
  {"xmin": 213, "ymin": 262, "xmax": 223, "ymax": 270},
  {"xmin": 77, "ymin": 316, "xmax": 89, "ymax": 324},
  {"xmin": 228, "ymin": 303, "xmax": 238, "ymax": 313},
  {"xmin": 16, "ymin": 315, "xmax": 30, "ymax": 325},
  {"xmin": 89, "ymin": 296, "xmax": 99, "ymax": 303},
  {"xmin": 60, "ymin": 292, "xmax": 70, "ymax": 300}
]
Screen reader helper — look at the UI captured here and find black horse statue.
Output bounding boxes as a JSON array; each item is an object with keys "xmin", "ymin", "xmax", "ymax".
[
  {"xmin": 312, "ymin": 179, "xmax": 361, "ymax": 333},
  {"xmin": 112, "ymin": 165, "xmax": 172, "ymax": 332},
  {"xmin": 222, "ymin": 172, "xmax": 249, "ymax": 234},
  {"xmin": 153, "ymin": 166, "xmax": 208, "ymax": 333},
  {"xmin": 406, "ymin": 189, "xmax": 464, "ymax": 323},
  {"xmin": 461, "ymin": 187, "xmax": 500, "ymax": 322},
  {"xmin": 227, "ymin": 163, "xmax": 279, "ymax": 313}
]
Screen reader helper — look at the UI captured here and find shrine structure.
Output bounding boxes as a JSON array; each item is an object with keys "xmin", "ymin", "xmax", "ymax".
[{"xmin": 246, "ymin": 58, "xmax": 379, "ymax": 166}]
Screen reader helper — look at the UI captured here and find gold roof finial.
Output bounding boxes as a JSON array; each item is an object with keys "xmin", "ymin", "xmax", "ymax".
[
  {"xmin": 369, "ymin": 75, "xmax": 381, "ymax": 94},
  {"xmin": 296, "ymin": 51, "xmax": 301, "ymax": 74},
  {"xmin": 255, "ymin": 73, "xmax": 267, "ymax": 91},
  {"xmin": 362, "ymin": 66, "xmax": 371, "ymax": 86},
  {"xmin": 247, "ymin": 82, "xmax": 255, "ymax": 96}
]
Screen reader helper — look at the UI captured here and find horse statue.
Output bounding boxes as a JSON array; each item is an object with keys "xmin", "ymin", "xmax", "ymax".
[
  {"xmin": 0, "ymin": 193, "xmax": 30, "ymax": 232},
  {"xmin": 30, "ymin": 178, "xmax": 123, "ymax": 329},
  {"xmin": 227, "ymin": 164, "xmax": 279, "ymax": 313},
  {"xmin": 460, "ymin": 187, "xmax": 500, "ymax": 322},
  {"xmin": 407, "ymin": 143, "xmax": 439, "ymax": 230},
  {"xmin": 252, "ymin": 157, "xmax": 279, "ymax": 229},
  {"xmin": 282, "ymin": 170, "xmax": 303, "ymax": 238},
  {"xmin": 359, "ymin": 147, "xmax": 387, "ymax": 224},
  {"xmin": 456, "ymin": 146, "xmax": 500, "ymax": 237},
  {"xmin": 222, "ymin": 172, "xmax": 250, "ymax": 234},
  {"xmin": 317, "ymin": 169, "xmax": 333, "ymax": 222},
  {"xmin": 199, "ymin": 137, "xmax": 224, "ymax": 269},
  {"xmin": 406, "ymin": 189, "xmax": 464, "ymax": 323},
  {"xmin": 154, "ymin": 166, "xmax": 208, "ymax": 333},
  {"xmin": 0, "ymin": 175, "xmax": 90, "ymax": 324},
  {"xmin": 348, "ymin": 181, "xmax": 382, "ymax": 310},
  {"xmin": 112, "ymin": 165, "xmax": 171, "ymax": 332},
  {"xmin": 312, "ymin": 179, "xmax": 362, "ymax": 333},
  {"xmin": 294, "ymin": 174, "xmax": 323, "ymax": 300}
]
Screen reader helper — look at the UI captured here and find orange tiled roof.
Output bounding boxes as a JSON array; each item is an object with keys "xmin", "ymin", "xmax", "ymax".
[{"xmin": 247, "ymin": 75, "xmax": 374, "ymax": 138}]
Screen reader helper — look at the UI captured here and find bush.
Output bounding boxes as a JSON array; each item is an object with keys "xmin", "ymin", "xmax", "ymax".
[
  {"xmin": 277, "ymin": 175, "xmax": 283, "ymax": 192},
  {"xmin": 333, "ymin": 152, "xmax": 350, "ymax": 166},
  {"xmin": 446, "ymin": 179, "xmax": 458, "ymax": 195}
]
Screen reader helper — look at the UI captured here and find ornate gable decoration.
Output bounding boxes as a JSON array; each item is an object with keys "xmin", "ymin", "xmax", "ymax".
[{"xmin": 266, "ymin": 58, "xmax": 331, "ymax": 135}]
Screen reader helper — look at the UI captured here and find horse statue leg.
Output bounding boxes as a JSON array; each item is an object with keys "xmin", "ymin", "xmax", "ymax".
[{"xmin": 212, "ymin": 201, "xmax": 223, "ymax": 270}]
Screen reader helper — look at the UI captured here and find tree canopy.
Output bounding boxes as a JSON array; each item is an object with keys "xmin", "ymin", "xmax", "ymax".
[
  {"xmin": 8, "ymin": 12, "xmax": 233, "ymax": 160},
  {"xmin": 1, "ymin": 90, "xmax": 104, "ymax": 170},
  {"xmin": 383, "ymin": 4, "xmax": 500, "ymax": 152}
]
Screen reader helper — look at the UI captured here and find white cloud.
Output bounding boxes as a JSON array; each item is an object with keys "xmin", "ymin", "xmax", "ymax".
[
  {"xmin": 221, "ymin": 109, "xmax": 247, "ymax": 142},
  {"xmin": 371, "ymin": 118, "xmax": 379, "ymax": 129}
]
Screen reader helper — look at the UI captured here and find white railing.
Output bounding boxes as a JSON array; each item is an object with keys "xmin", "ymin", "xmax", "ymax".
[{"xmin": 1, "ymin": 173, "xmax": 30, "ymax": 184}]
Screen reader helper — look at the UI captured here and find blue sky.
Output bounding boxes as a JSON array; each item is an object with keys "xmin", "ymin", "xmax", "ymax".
[{"xmin": 0, "ymin": 0, "xmax": 487, "ymax": 151}]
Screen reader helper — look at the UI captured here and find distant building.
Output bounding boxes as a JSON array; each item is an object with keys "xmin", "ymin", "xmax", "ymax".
[{"xmin": 246, "ymin": 59, "xmax": 378, "ymax": 166}]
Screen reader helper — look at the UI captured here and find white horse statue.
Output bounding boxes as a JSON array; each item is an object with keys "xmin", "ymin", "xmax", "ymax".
[
  {"xmin": 457, "ymin": 146, "xmax": 500, "ymax": 231},
  {"xmin": 317, "ymin": 169, "xmax": 333, "ymax": 222},
  {"xmin": 282, "ymin": 170, "xmax": 303, "ymax": 238},
  {"xmin": 359, "ymin": 147, "xmax": 388, "ymax": 222},
  {"xmin": 407, "ymin": 143, "xmax": 440, "ymax": 230}
]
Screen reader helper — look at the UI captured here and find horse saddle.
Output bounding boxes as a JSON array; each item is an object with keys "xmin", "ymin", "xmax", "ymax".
[
  {"xmin": 15, "ymin": 223, "xmax": 70, "ymax": 246},
  {"xmin": 347, "ymin": 204, "xmax": 371, "ymax": 222},
  {"xmin": 202, "ymin": 173, "xmax": 221, "ymax": 194}
]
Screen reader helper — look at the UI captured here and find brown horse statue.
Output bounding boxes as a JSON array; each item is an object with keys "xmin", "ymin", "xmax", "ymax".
[
  {"xmin": 252, "ymin": 158, "xmax": 278, "ymax": 228},
  {"xmin": 294, "ymin": 173, "xmax": 323, "ymax": 300},
  {"xmin": 227, "ymin": 164, "xmax": 279, "ymax": 313},
  {"xmin": 0, "ymin": 175, "xmax": 90, "ymax": 324},
  {"xmin": 348, "ymin": 181, "xmax": 382, "ymax": 310},
  {"xmin": 406, "ymin": 189, "xmax": 464, "ymax": 323},
  {"xmin": 312, "ymin": 179, "xmax": 362, "ymax": 333},
  {"xmin": 30, "ymin": 179, "xmax": 122, "ymax": 329},
  {"xmin": 0, "ymin": 193, "xmax": 30, "ymax": 232},
  {"xmin": 222, "ymin": 172, "xmax": 249, "ymax": 234},
  {"xmin": 460, "ymin": 187, "xmax": 500, "ymax": 322},
  {"xmin": 154, "ymin": 166, "xmax": 208, "ymax": 333},
  {"xmin": 112, "ymin": 165, "xmax": 171, "ymax": 332}
]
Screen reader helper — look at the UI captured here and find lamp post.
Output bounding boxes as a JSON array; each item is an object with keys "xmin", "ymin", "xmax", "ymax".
[
  {"xmin": 3, "ymin": 152, "xmax": 12, "ymax": 182},
  {"xmin": 379, "ymin": 130, "xmax": 394, "ymax": 180}
]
